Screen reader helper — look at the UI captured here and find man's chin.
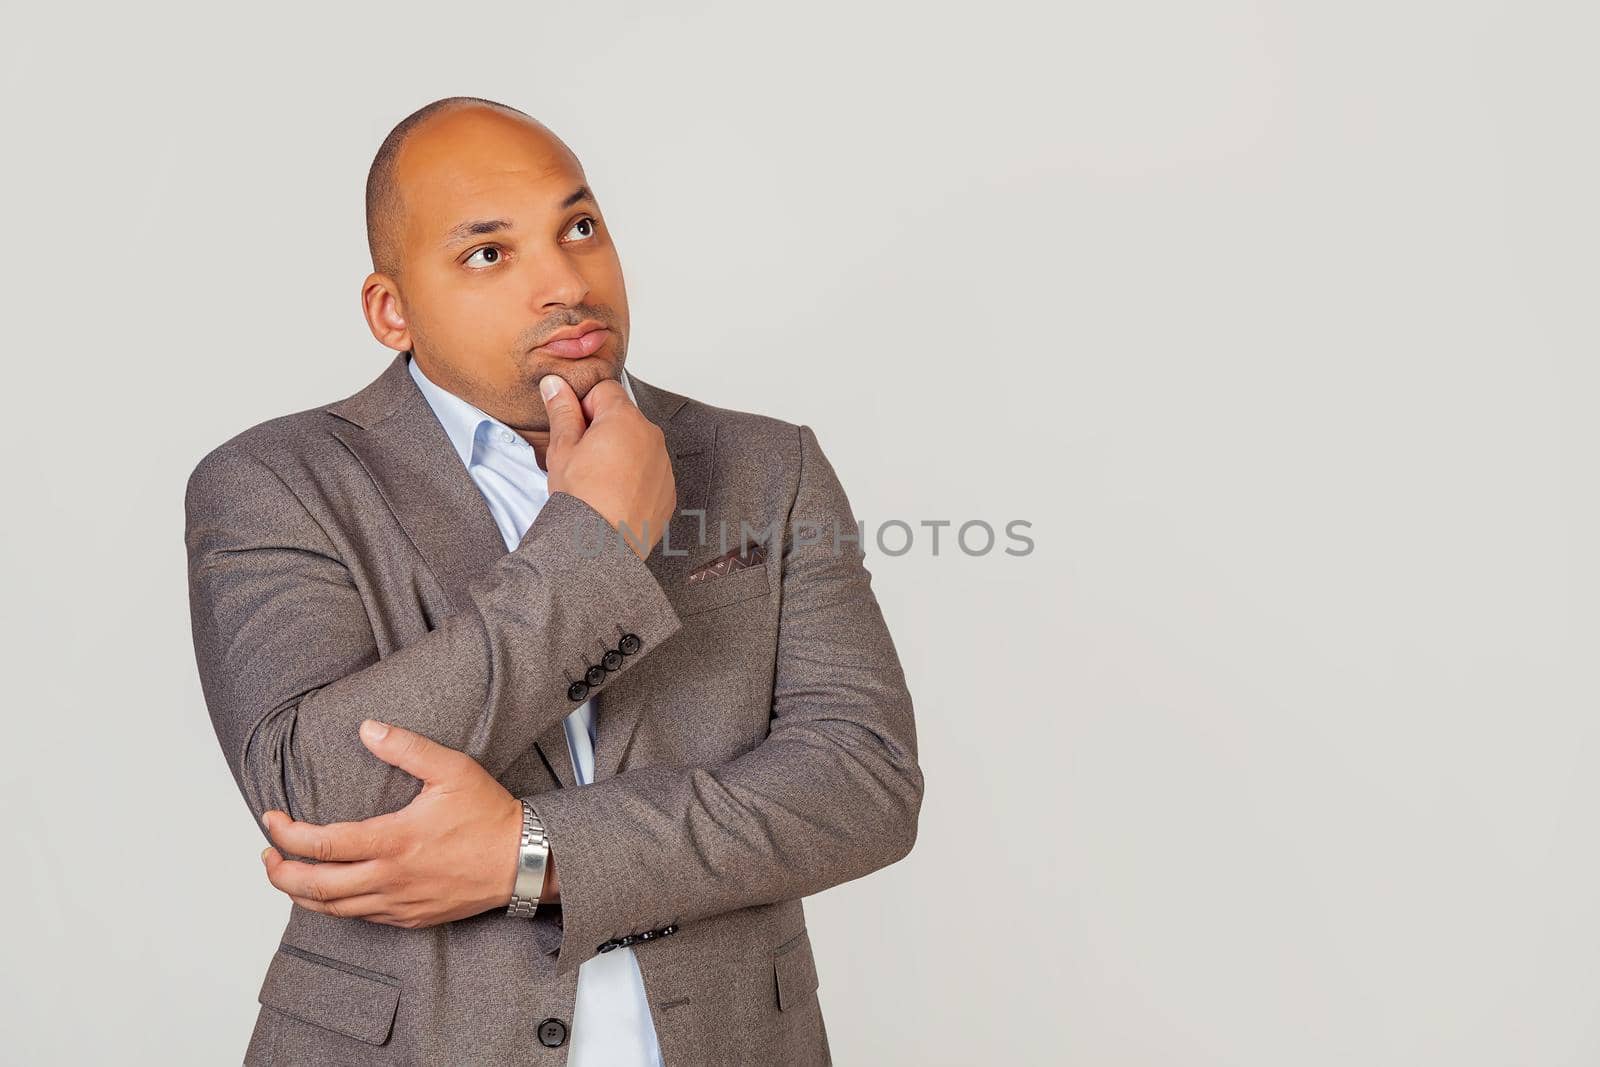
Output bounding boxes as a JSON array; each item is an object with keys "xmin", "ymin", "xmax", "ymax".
[{"xmin": 535, "ymin": 356, "xmax": 621, "ymax": 398}]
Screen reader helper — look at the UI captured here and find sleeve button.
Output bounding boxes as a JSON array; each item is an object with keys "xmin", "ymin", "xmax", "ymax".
[
  {"xmin": 585, "ymin": 664, "xmax": 608, "ymax": 687},
  {"xmin": 618, "ymin": 633, "xmax": 642, "ymax": 655},
  {"xmin": 601, "ymin": 649, "xmax": 623, "ymax": 671},
  {"xmin": 567, "ymin": 681, "xmax": 590, "ymax": 702}
]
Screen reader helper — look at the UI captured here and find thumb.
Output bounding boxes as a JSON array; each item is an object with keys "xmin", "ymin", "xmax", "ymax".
[
  {"xmin": 358, "ymin": 719, "xmax": 467, "ymax": 786},
  {"xmin": 540, "ymin": 374, "xmax": 586, "ymax": 460}
]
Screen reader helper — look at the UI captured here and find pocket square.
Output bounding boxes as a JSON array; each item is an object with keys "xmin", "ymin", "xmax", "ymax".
[{"xmin": 685, "ymin": 541, "xmax": 767, "ymax": 585}]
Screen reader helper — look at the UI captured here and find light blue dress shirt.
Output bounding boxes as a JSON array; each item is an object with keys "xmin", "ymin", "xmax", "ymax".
[{"xmin": 406, "ymin": 353, "xmax": 662, "ymax": 1067}]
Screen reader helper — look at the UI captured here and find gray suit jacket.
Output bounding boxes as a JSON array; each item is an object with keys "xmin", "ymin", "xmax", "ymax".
[{"xmin": 184, "ymin": 352, "xmax": 923, "ymax": 1065}]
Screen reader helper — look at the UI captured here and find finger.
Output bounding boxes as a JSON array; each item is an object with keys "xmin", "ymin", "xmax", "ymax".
[
  {"xmin": 580, "ymin": 378, "xmax": 631, "ymax": 422},
  {"xmin": 358, "ymin": 719, "xmax": 472, "ymax": 787},
  {"xmin": 287, "ymin": 892, "xmax": 396, "ymax": 922},
  {"xmin": 540, "ymin": 374, "xmax": 586, "ymax": 457},
  {"xmin": 264, "ymin": 848, "xmax": 388, "ymax": 903},
  {"xmin": 263, "ymin": 807, "xmax": 402, "ymax": 862}
]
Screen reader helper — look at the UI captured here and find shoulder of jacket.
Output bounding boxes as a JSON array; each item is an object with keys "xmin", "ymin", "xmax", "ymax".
[
  {"xmin": 186, "ymin": 406, "xmax": 345, "ymax": 492},
  {"xmin": 677, "ymin": 394, "xmax": 810, "ymax": 455}
]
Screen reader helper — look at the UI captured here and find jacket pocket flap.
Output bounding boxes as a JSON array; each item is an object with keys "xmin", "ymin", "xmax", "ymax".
[
  {"xmin": 670, "ymin": 560, "xmax": 772, "ymax": 617},
  {"xmin": 259, "ymin": 943, "xmax": 401, "ymax": 1046},
  {"xmin": 773, "ymin": 929, "xmax": 819, "ymax": 1012}
]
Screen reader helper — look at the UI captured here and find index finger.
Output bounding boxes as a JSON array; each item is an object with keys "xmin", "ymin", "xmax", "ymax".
[
  {"xmin": 262, "ymin": 809, "xmax": 403, "ymax": 863},
  {"xmin": 264, "ymin": 850, "xmax": 387, "ymax": 904}
]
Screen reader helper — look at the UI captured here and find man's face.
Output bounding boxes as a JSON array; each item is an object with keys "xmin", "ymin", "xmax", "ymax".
[{"xmin": 373, "ymin": 110, "xmax": 630, "ymax": 431}]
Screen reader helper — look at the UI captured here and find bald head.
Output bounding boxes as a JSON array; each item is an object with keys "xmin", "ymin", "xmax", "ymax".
[
  {"xmin": 356, "ymin": 96, "xmax": 630, "ymax": 435},
  {"xmin": 364, "ymin": 96, "xmax": 575, "ymax": 277}
]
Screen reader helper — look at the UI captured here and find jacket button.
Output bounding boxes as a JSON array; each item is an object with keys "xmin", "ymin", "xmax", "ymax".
[
  {"xmin": 601, "ymin": 649, "xmax": 623, "ymax": 671},
  {"xmin": 566, "ymin": 681, "xmax": 589, "ymax": 702},
  {"xmin": 585, "ymin": 664, "xmax": 608, "ymax": 687},
  {"xmin": 537, "ymin": 1017, "xmax": 568, "ymax": 1047},
  {"xmin": 618, "ymin": 633, "xmax": 642, "ymax": 655}
]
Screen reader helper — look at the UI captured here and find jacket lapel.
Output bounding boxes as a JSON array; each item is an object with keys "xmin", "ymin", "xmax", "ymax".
[{"xmin": 324, "ymin": 352, "xmax": 715, "ymax": 789}]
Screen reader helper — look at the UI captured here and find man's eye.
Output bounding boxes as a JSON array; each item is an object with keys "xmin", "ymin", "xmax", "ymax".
[
  {"xmin": 464, "ymin": 246, "xmax": 502, "ymax": 269},
  {"xmin": 564, "ymin": 216, "xmax": 598, "ymax": 242}
]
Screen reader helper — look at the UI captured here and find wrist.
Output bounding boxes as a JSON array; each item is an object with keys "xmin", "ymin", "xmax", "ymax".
[
  {"xmin": 506, "ymin": 800, "xmax": 550, "ymax": 918},
  {"xmin": 498, "ymin": 797, "xmax": 523, "ymax": 907}
]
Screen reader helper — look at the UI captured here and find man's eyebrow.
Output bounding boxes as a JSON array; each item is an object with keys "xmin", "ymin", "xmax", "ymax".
[
  {"xmin": 559, "ymin": 184, "xmax": 595, "ymax": 210},
  {"xmin": 442, "ymin": 218, "xmax": 514, "ymax": 248},
  {"xmin": 440, "ymin": 186, "xmax": 596, "ymax": 249}
]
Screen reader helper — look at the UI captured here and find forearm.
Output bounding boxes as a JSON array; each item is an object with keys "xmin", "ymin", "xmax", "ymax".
[
  {"xmin": 252, "ymin": 512, "xmax": 676, "ymax": 826},
  {"xmin": 525, "ymin": 662, "xmax": 922, "ymax": 974},
  {"xmin": 187, "ymin": 445, "xmax": 681, "ymax": 831}
]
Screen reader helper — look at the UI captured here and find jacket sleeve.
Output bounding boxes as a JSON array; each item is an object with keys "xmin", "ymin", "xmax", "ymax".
[
  {"xmin": 184, "ymin": 443, "xmax": 682, "ymax": 835},
  {"xmin": 526, "ymin": 424, "xmax": 924, "ymax": 976}
]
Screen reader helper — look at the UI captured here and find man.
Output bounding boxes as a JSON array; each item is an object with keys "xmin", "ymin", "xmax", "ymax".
[{"xmin": 183, "ymin": 95, "xmax": 923, "ymax": 1065}]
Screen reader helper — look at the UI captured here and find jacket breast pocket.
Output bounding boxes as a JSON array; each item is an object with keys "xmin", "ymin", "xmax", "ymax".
[
  {"xmin": 773, "ymin": 928, "xmax": 820, "ymax": 1012},
  {"xmin": 670, "ymin": 561, "xmax": 772, "ymax": 618},
  {"xmin": 259, "ymin": 942, "xmax": 401, "ymax": 1046}
]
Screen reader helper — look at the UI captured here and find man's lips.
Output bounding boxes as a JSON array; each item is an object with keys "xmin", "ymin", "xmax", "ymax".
[{"xmin": 534, "ymin": 326, "xmax": 610, "ymax": 359}]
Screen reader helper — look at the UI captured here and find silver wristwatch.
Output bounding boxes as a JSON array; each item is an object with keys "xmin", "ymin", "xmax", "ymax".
[{"xmin": 507, "ymin": 800, "xmax": 551, "ymax": 918}]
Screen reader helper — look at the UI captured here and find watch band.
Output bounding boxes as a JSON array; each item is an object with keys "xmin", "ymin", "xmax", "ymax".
[{"xmin": 507, "ymin": 800, "xmax": 550, "ymax": 919}]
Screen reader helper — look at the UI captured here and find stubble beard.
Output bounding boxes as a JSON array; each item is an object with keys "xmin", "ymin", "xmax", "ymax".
[
  {"xmin": 513, "ymin": 336, "xmax": 628, "ymax": 432},
  {"xmin": 409, "ymin": 327, "xmax": 627, "ymax": 433}
]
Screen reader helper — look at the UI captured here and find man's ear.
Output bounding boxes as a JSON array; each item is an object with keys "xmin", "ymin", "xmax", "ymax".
[{"xmin": 361, "ymin": 272, "xmax": 412, "ymax": 353}]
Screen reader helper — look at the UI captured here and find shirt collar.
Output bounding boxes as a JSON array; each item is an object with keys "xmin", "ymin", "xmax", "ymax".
[{"xmin": 406, "ymin": 352, "xmax": 638, "ymax": 469}]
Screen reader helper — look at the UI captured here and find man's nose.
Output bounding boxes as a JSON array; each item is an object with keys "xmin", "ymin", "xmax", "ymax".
[{"xmin": 531, "ymin": 252, "xmax": 590, "ymax": 310}]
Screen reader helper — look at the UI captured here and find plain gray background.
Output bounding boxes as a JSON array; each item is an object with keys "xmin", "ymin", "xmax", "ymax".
[{"xmin": 3, "ymin": 1, "xmax": 1596, "ymax": 1063}]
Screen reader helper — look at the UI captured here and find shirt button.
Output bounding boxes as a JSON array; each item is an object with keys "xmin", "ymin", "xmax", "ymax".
[
  {"xmin": 499, "ymin": 429, "xmax": 514, "ymax": 444},
  {"xmin": 537, "ymin": 1017, "xmax": 568, "ymax": 1048}
]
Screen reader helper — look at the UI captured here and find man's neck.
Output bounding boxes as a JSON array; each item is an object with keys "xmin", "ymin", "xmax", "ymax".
[{"xmin": 521, "ymin": 430, "xmax": 552, "ymax": 472}]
